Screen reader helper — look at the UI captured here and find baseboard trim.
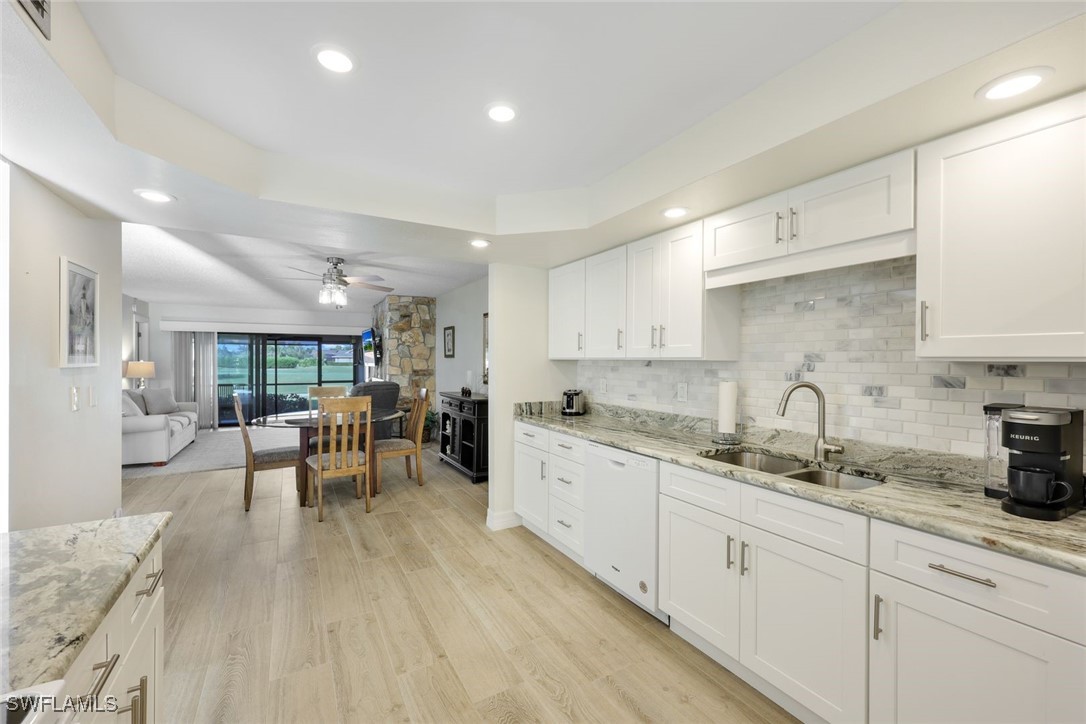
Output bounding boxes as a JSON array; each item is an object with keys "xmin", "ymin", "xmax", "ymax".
[{"xmin": 486, "ymin": 508, "xmax": 521, "ymax": 531}]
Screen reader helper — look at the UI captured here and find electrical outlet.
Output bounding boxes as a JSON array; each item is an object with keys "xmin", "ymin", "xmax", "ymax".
[
  {"xmin": 599, "ymin": 379, "xmax": 607, "ymax": 394},
  {"xmin": 70, "ymin": 386, "xmax": 79, "ymax": 412},
  {"xmin": 677, "ymin": 382, "xmax": 688, "ymax": 403}
]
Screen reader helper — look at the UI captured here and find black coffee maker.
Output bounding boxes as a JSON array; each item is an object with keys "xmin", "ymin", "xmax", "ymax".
[{"xmin": 1000, "ymin": 406, "xmax": 1084, "ymax": 521}]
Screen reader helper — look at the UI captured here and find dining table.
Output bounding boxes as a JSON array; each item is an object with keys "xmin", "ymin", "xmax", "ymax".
[{"xmin": 251, "ymin": 407, "xmax": 406, "ymax": 506}]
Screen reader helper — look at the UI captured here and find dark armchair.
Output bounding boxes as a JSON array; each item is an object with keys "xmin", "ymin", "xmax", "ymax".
[{"xmin": 349, "ymin": 381, "xmax": 401, "ymax": 439}]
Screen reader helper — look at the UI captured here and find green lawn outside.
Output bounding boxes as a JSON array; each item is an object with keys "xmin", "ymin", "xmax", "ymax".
[{"xmin": 217, "ymin": 363, "xmax": 354, "ymax": 387}]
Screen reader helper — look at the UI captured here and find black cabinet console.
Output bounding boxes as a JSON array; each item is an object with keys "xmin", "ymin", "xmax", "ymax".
[{"xmin": 438, "ymin": 392, "xmax": 488, "ymax": 483}]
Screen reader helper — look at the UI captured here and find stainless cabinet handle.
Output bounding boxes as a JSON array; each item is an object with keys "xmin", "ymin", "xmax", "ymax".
[
  {"xmin": 920, "ymin": 300, "xmax": 929, "ymax": 341},
  {"xmin": 557, "ymin": 476, "xmax": 572, "ymax": 485},
  {"xmin": 116, "ymin": 695, "xmax": 140, "ymax": 724},
  {"xmin": 873, "ymin": 594, "xmax": 884, "ymax": 640},
  {"xmin": 577, "ymin": 332, "xmax": 583, "ymax": 351},
  {"xmin": 522, "ymin": 432, "xmax": 535, "ymax": 438},
  {"xmin": 617, "ymin": 328, "xmax": 623, "ymax": 350},
  {"xmin": 610, "ymin": 564, "xmax": 620, "ymax": 572},
  {"xmin": 928, "ymin": 563, "xmax": 996, "ymax": 588},
  {"xmin": 774, "ymin": 212, "xmax": 782, "ymax": 244},
  {"xmin": 126, "ymin": 676, "xmax": 147, "ymax": 724},
  {"xmin": 651, "ymin": 326, "xmax": 657, "ymax": 348},
  {"xmin": 540, "ymin": 461, "xmax": 546, "ymax": 481},
  {"xmin": 740, "ymin": 542, "xmax": 749, "ymax": 575},
  {"xmin": 660, "ymin": 325, "xmax": 666, "ymax": 347},
  {"xmin": 81, "ymin": 653, "xmax": 120, "ymax": 705},
  {"xmin": 789, "ymin": 207, "xmax": 798, "ymax": 240},
  {"xmin": 726, "ymin": 535, "xmax": 735, "ymax": 569},
  {"xmin": 557, "ymin": 443, "xmax": 572, "ymax": 449},
  {"xmin": 557, "ymin": 519, "xmax": 572, "ymax": 529},
  {"xmin": 136, "ymin": 569, "xmax": 164, "ymax": 598}
]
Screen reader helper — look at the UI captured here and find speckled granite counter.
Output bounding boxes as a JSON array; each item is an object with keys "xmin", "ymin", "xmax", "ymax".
[
  {"xmin": 514, "ymin": 410, "xmax": 1086, "ymax": 576},
  {"xmin": 1, "ymin": 512, "xmax": 172, "ymax": 693}
]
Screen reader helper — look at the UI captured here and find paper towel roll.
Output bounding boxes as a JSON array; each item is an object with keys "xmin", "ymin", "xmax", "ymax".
[{"xmin": 718, "ymin": 381, "xmax": 738, "ymax": 435}]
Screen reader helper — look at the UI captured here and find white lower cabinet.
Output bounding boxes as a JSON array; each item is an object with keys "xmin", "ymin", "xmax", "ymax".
[
  {"xmin": 513, "ymin": 442, "xmax": 549, "ymax": 530},
  {"xmin": 869, "ymin": 571, "xmax": 1086, "ymax": 724}
]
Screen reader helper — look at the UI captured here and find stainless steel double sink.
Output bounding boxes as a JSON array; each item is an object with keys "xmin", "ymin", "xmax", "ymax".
[{"xmin": 699, "ymin": 450, "xmax": 885, "ymax": 491}]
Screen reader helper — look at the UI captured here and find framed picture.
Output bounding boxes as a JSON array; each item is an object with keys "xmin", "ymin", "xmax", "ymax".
[
  {"xmin": 60, "ymin": 257, "xmax": 99, "ymax": 367},
  {"xmin": 443, "ymin": 326, "xmax": 455, "ymax": 358}
]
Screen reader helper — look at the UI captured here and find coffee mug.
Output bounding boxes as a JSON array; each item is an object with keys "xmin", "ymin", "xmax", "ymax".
[{"xmin": 1007, "ymin": 466, "xmax": 1073, "ymax": 505}]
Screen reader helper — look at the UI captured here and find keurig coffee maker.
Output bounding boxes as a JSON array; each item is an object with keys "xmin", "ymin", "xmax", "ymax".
[{"xmin": 1000, "ymin": 407, "xmax": 1084, "ymax": 521}]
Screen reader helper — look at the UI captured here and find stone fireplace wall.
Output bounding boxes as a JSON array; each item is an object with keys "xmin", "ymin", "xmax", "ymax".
[{"xmin": 373, "ymin": 295, "xmax": 437, "ymax": 407}]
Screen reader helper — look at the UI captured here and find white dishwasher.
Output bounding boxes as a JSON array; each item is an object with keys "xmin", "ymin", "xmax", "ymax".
[{"xmin": 584, "ymin": 442, "xmax": 662, "ymax": 617}]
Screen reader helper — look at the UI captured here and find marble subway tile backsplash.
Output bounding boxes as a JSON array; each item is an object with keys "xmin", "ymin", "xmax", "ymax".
[{"xmin": 576, "ymin": 256, "xmax": 1086, "ymax": 461}]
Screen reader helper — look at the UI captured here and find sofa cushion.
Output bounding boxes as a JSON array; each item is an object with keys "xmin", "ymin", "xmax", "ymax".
[
  {"xmin": 123, "ymin": 389, "xmax": 148, "ymax": 414},
  {"xmin": 144, "ymin": 387, "xmax": 180, "ymax": 415},
  {"xmin": 168, "ymin": 411, "xmax": 198, "ymax": 427},
  {"xmin": 168, "ymin": 419, "xmax": 184, "ymax": 437},
  {"xmin": 121, "ymin": 394, "xmax": 145, "ymax": 417}
]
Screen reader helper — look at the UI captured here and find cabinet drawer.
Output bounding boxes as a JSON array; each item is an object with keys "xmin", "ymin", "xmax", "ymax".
[
  {"xmin": 514, "ymin": 422, "xmax": 548, "ymax": 451},
  {"xmin": 740, "ymin": 486, "xmax": 868, "ymax": 564},
  {"xmin": 549, "ymin": 457, "xmax": 584, "ymax": 509},
  {"xmin": 660, "ymin": 462, "xmax": 741, "ymax": 520},
  {"xmin": 123, "ymin": 541, "xmax": 163, "ymax": 653},
  {"xmin": 549, "ymin": 432, "xmax": 586, "ymax": 465},
  {"xmin": 442, "ymin": 397, "xmax": 459, "ymax": 410},
  {"xmin": 871, "ymin": 520, "xmax": 1086, "ymax": 644},
  {"xmin": 62, "ymin": 603, "xmax": 124, "ymax": 718},
  {"xmin": 549, "ymin": 498, "xmax": 584, "ymax": 555},
  {"xmin": 459, "ymin": 400, "xmax": 475, "ymax": 415}
]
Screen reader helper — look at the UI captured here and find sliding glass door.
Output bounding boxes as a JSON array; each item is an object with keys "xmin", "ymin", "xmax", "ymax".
[{"xmin": 217, "ymin": 335, "xmax": 359, "ymax": 425}]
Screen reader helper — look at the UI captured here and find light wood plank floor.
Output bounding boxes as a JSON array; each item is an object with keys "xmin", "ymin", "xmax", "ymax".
[{"xmin": 123, "ymin": 446, "xmax": 795, "ymax": 724}]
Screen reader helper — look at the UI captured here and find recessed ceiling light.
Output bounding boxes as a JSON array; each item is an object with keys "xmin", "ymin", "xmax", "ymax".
[
  {"xmin": 663, "ymin": 207, "xmax": 689, "ymax": 219},
  {"xmin": 133, "ymin": 188, "xmax": 175, "ymax": 203},
  {"xmin": 470, "ymin": 239, "xmax": 491, "ymax": 248},
  {"xmin": 314, "ymin": 45, "xmax": 354, "ymax": 74},
  {"xmin": 487, "ymin": 103, "xmax": 517, "ymax": 123},
  {"xmin": 976, "ymin": 67, "xmax": 1053, "ymax": 101}
]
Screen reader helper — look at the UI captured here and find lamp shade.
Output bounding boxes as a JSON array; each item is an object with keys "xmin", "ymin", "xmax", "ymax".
[{"xmin": 125, "ymin": 360, "xmax": 156, "ymax": 379}]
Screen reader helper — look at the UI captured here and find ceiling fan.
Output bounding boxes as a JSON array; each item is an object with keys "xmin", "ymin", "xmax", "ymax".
[{"xmin": 285, "ymin": 257, "xmax": 394, "ymax": 307}]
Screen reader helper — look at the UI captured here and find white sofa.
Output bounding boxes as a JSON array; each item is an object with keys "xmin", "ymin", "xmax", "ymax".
[{"xmin": 121, "ymin": 389, "xmax": 198, "ymax": 465}]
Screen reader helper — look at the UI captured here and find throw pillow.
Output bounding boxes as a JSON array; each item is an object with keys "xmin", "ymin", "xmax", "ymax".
[
  {"xmin": 143, "ymin": 387, "xmax": 181, "ymax": 415},
  {"xmin": 120, "ymin": 393, "xmax": 144, "ymax": 417},
  {"xmin": 123, "ymin": 389, "xmax": 148, "ymax": 414}
]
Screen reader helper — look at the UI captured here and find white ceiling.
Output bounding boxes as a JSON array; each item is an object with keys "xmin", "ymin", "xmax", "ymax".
[
  {"xmin": 2, "ymin": 2, "xmax": 1083, "ymax": 314},
  {"xmin": 78, "ymin": 2, "xmax": 893, "ymax": 196}
]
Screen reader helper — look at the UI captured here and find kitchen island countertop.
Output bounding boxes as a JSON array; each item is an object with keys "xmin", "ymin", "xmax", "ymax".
[
  {"xmin": 1, "ymin": 512, "xmax": 172, "ymax": 693},
  {"xmin": 515, "ymin": 411, "xmax": 1086, "ymax": 576}
]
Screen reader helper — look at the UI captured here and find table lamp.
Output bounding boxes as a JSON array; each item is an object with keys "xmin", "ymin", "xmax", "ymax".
[{"xmin": 125, "ymin": 360, "xmax": 156, "ymax": 389}]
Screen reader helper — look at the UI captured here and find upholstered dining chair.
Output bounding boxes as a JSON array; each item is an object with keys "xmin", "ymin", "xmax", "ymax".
[
  {"xmin": 234, "ymin": 394, "xmax": 301, "ymax": 512},
  {"xmin": 373, "ymin": 388, "xmax": 428, "ymax": 494},
  {"xmin": 305, "ymin": 395, "xmax": 373, "ymax": 521}
]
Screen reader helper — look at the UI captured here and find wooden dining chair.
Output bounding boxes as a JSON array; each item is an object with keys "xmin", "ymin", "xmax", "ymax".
[
  {"xmin": 308, "ymin": 385, "xmax": 347, "ymax": 411},
  {"xmin": 234, "ymin": 393, "xmax": 301, "ymax": 512},
  {"xmin": 373, "ymin": 388, "xmax": 428, "ymax": 494},
  {"xmin": 305, "ymin": 395, "xmax": 373, "ymax": 521}
]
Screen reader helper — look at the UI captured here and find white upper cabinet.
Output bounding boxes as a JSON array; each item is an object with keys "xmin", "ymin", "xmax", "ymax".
[
  {"xmin": 660, "ymin": 223, "xmax": 709, "ymax": 358},
  {"xmin": 584, "ymin": 247, "xmax": 627, "ymax": 358},
  {"xmin": 916, "ymin": 93, "xmax": 1086, "ymax": 359},
  {"xmin": 626, "ymin": 234, "xmax": 660, "ymax": 358},
  {"xmin": 703, "ymin": 192, "xmax": 788, "ymax": 270},
  {"xmin": 704, "ymin": 150, "xmax": 916, "ymax": 287},
  {"xmin": 548, "ymin": 259, "xmax": 585, "ymax": 359}
]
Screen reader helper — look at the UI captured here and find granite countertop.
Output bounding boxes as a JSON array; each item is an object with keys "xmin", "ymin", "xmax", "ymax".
[
  {"xmin": 1, "ymin": 512, "xmax": 172, "ymax": 693},
  {"xmin": 515, "ymin": 411, "xmax": 1086, "ymax": 576}
]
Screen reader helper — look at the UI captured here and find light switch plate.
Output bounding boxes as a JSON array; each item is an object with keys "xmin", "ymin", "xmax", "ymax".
[
  {"xmin": 677, "ymin": 382, "xmax": 688, "ymax": 403},
  {"xmin": 88, "ymin": 385, "xmax": 96, "ymax": 408},
  {"xmin": 70, "ymin": 386, "xmax": 79, "ymax": 412}
]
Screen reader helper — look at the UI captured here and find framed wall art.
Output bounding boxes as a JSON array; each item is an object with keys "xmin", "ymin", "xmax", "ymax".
[
  {"xmin": 60, "ymin": 257, "xmax": 99, "ymax": 367},
  {"xmin": 443, "ymin": 326, "xmax": 455, "ymax": 358}
]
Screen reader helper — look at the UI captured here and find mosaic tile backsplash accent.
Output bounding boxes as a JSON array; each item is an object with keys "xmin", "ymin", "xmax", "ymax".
[{"xmin": 576, "ymin": 256, "xmax": 1086, "ymax": 460}]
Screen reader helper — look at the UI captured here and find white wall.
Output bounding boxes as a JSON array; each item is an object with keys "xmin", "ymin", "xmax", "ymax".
[
  {"xmin": 0, "ymin": 159, "xmax": 11, "ymax": 534},
  {"xmin": 436, "ymin": 276, "xmax": 488, "ymax": 396},
  {"xmin": 486, "ymin": 264, "xmax": 576, "ymax": 529},
  {"xmin": 8, "ymin": 165, "xmax": 122, "ymax": 530}
]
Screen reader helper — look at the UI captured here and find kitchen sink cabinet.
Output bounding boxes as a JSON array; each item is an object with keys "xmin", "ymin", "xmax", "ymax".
[
  {"xmin": 704, "ymin": 150, "xmax": 915, "ymax": 286},
  {"xmin": 548, "ymin": 259, "xmax": 586, "ymax": 359},
  {"xmin": 584, "ymin": 247, "xmax": 627, "ymax": 358},
  {"xmin": 916, "ymin": 92, "xmax": 1086, "ymax": 360},
  {"xmin": 513, "ymin": 442, "xmax": 549, "ymax": 531},
  {"xmin": 869, "ymin": 571, "xmax": 1086, "ymax": 724}
]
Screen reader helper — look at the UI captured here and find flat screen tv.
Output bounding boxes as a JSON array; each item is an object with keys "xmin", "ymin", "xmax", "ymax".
[{"xmin": 361, "ymin": 328, "xmax": 378, "ymax": 367}]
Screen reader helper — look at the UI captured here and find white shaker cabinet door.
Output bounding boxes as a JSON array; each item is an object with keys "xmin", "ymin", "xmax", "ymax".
[
  {"xmin": 625, "ymin": 235, "xmax": 661, "ymax": 358},
  {"xmin": 870, "ymin": 571, "xmax": 1086, "ymax": 724},
  {"xmin": 703, "ymin": 192, "xmax": 788, "ymax": 271},
  {"xmin": 738, "ymin": 524, "xmax": 867, "ymax": 723},
  {"xmin": 584, "ymin": 247, "xmax": 627, "ymax": 358},
  {"xmin": 659, "ymin": 222, "xmax": 705, "ymax": 358},
  {"xmin": 548, "ymin": 259, "xmax": 586, "ymax": 359},
  {"xmin": 916, "ymin": 93, "xmax": 1086, "ymax": 359},
  {"xmin": 658, "ymin": 494, "xmax": 741, "ymax": 659},
  {"xmin": 513, "ymin": 443, "xmax": 549, "ymax": 530}
]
